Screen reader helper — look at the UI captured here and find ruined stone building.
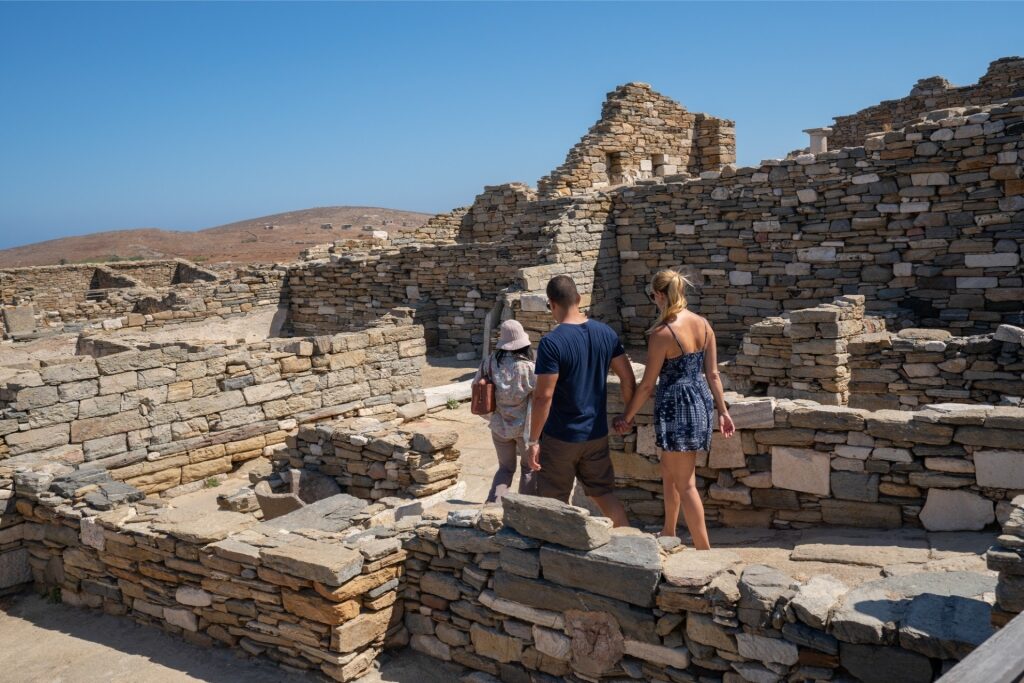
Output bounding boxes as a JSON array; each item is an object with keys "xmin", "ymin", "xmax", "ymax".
[{"xmin": 0, "ymin": 56, "xmax": 1023, "ymax": 683}]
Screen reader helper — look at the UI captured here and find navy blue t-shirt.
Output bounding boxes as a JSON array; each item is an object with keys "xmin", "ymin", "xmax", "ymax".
[{"xmin": 535, "ymin": 319, "xmax": 626, "ymax": 443}]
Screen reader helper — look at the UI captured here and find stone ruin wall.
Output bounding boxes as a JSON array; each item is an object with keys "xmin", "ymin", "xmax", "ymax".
[
  {"xmin": 0, "ymin": 326, "xmax": 428, "ymax": 496},
  {"xmin": 614, "ymin": 98, "xmax": 1024, "ymax": 354},
  {"xmin": 829, "ymin": 57, "xmax": 1024, "ymax": 149},
  {"xmin": 727, "ymin": 296, "xmax": 1024, "ymax": 410},
  {"xmin": 0, "ymin": 259, "xmax": 288, "ymax": 339},
  {"xmin": 538, "ymin": 82, "xmax": 736, "ymax": 198}
]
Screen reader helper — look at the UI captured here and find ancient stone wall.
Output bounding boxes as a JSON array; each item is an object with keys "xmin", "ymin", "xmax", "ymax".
[
  {"xmin": 0, "ymin": 326, "xmax": 427, "ymax": 496},
  {"xmin": 538, "ymin": 82, "xmax": 735, "ymax": 198},
  {"xmin": 727, "ymin": 297, "xmax": 1024, "ymax": 409},
  {"xmin": 829, "ymin": 57, "xmax": 1024, "ymax": 149},
  {"xmin": 0, "ymin": 261, "xmax": 277, "ymax": 338},
  {"xmin": 403, "ymin": 494, "xmax": 996, "ymax": 682},
  {"xmin": 12, "ymin": 490, "xmax": 408, "ymax": 682},
  {"xmin": 405, "ymin": 207, "xmax": 469, "ymax": 244},
  {"xmin": 614, "ymin": 98, "xmax": 1024, "ymax": 353},
  {"xmin": 287, "ymin": 419, "xmax": 461, "ymax": 501},
  {"xmin": 608, "ymin": 385, "xmax": 1024, "ymax": 532}
]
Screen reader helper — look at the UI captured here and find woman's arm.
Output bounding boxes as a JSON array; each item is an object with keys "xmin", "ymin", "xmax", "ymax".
[
  {"xmin": 620, "ymin": 330, "xmax": 668, "ymax": 424},
  {"xmin": 703, "ymin": 324, "xmax": 736, "ymax": 437}
]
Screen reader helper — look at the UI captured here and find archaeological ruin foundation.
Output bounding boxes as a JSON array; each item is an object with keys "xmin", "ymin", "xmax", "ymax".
[{"xmin": 1, "ymin": 57, "xmax": 1023, "ymax": 683}]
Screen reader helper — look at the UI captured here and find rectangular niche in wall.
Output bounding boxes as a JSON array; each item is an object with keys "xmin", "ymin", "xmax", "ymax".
[{"xmin": 607, "ymin": 151, "xmax": 629, "ymax": 186}]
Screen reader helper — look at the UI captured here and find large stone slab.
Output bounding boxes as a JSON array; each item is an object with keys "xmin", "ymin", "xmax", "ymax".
[
  {"xmin": 771, "ymin": 446, "xmax": 829, "ymax": 496},
  {"xmin": 919, "ymin": 489, "xmax": 994, "ymax": 531},
  {"xmin": 662, "ymin": 548, "xmax": 741, "ymax": 588},
  {"xmin": 820, "ymin": 499, "xmax": 902, "ymax": 529},
  {"xmin": 0, "ymin": 548, "xmax": 31, "ymax": 589},
  {"xmin": 151, "ymin": 508, "xmax": 255, "ymax": 544},
  {"xmin": 727, "ymin": 398, "xmax": 776, "ymax": 429},
  {"xmin": 830, "ymin": 571, "xmax": 995, "ymax": 645},
  {"xmin": 736, "ymin": 632, "xmax": 798, "ymax": 666},
  {"xmin": 539, "ymin": 533, "xmax": 661, "ymax": 607},
  {"xmin": 258, "ymin": 493, "xmax": 367, "ymax": 533},
  {"xmin": 791, "ymin": 528, "xmax": 930, "ymax": 568},
  {"xmin": 2, "ymin": 305, "xmax": 35, "ymax": 337},
  {"xmin": 501, "ymin": 493, "xmax": 611, "ymax": 550},
  {"xmin": 898, "ymin": 593, "xmax": 993, "ymax": 659},
  {"xmin": 493, "ymin": 570, "xmax": 657, "ymax": 643},
  {"xmin": 975, "ymin": 450, "xmax": 1024, "ymax": 490},
  {"xmin": 260, "ymin": 539, "xmax": 363, "ymax": 586}
]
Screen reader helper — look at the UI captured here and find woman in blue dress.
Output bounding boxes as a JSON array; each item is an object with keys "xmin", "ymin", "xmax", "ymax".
[{"xmin": 615, "ymin": 270, "xmax": 735, "ymax": 548}]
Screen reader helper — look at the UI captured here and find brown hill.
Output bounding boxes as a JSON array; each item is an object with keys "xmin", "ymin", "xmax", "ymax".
[{"xmin": 0, "ymin": 206, "xmax": 433, "ymax": 268}]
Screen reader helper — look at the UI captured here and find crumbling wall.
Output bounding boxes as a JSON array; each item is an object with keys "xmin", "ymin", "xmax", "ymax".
[
  {"xmin": 404, "ymin": 495, "xmax": 997, "ymax": 681},
  {"xmin": 614, "ymin": 98, "xmax": 1024, "ymax": 353},
  {"xmin": 829, "ymin": 57, "xmax": 1024, "ymax": 149},
  {"xmin": 987, "ymin": 495, "xmax": 1024, "ymax": 627},
  {"xmin": 0, "ymin": 326, "xmax": 427, "ymax": 495},
  {"xmin": 289, "ymin": 421, "xmax": 461, "ymax": 501},
  {"xmin": 538, "ymin": 82, "xmax": 736, "ymax": 198},
  {"xmin": 726, "ymin": 298, "xmax": 1024, "ymax": 409}
]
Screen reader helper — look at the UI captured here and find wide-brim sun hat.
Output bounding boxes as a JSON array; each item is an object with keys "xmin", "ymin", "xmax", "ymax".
[{"xmin": 497, "ymin": 320, "xmax": 531, "ymax": 350}]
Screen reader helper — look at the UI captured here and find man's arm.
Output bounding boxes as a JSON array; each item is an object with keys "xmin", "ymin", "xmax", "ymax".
[
  {"xmin": 610, "ymin": 354, "xmax": 637, "ymax": 409},
  {"xmin": 526, "ymin": 373, "xmax": 557, "ymax": 471}
]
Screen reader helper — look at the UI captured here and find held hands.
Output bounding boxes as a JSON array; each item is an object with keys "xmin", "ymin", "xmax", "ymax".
[
  {"xmin": 719, "ymin": 411, "xmax": 736, "ymax": 438},
  {"xmin": 612, "ymin": 414, "xmax": 634, "ymax": 435}
]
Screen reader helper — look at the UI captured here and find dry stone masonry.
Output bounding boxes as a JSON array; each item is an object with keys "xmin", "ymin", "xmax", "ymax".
[{"xmin": 0, "ymin": 57, "xmax": 1023, "ymax": 682}]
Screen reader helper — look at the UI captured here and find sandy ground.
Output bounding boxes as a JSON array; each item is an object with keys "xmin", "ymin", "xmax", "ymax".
[
  {"xmin": 0, "ymin": 594, "xmax": 463, "ymax": 683},
  {"xmin": 421, "ymin": 355, "xmax": 479, "ymax": 389}
]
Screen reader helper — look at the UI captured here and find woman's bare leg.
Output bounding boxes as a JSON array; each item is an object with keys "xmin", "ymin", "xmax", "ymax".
[
  {"xmin": 662, "ymin": 451, "xmax": 710, "ymax": 549},
  {"xmin": 659, "ymin": 451, "xmax": 681, "ymax": 537}
]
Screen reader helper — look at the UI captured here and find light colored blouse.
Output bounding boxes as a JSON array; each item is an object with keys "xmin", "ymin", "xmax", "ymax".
[{"xmin": 474, "ymin": 352, "xmax": 536, "ymax": 441}]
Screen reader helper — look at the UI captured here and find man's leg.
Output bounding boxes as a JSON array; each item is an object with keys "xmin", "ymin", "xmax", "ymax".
[
  {"xmin": 533, "ymin": 434, "xmax": 576, "ymax": 503},
  {"xmin": 577, "ymin": 436, "xmax": 630, "ymax": 528}
]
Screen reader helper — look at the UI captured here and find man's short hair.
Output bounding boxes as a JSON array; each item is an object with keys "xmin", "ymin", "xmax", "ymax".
[{"xmin": 546, "ymin": 275, "xmax": 580, "ymax": 308}]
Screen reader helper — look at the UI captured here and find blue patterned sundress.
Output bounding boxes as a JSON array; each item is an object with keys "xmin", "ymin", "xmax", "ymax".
[{"xmin": 654, "ymin": 322, "xmax": 714, "ymax": 453}]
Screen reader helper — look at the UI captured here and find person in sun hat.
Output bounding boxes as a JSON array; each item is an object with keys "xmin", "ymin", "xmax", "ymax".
[{"xmin": 472, "ymin": 319, "xmax": 537, "ymax": 502}]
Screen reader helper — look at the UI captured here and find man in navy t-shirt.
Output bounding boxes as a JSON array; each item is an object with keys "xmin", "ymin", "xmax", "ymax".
[{"xmin": 525, "ymin": 275, "xmax": 636, "ymax": 527}]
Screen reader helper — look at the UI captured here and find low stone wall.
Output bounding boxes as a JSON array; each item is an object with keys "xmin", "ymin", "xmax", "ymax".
[
  {"xmin": 0, "ymin": 326, "xmax": 427, "ymax": 497},
  {"xmin": 987, "ymin": 495, "xmax": 1024, "ymax": 627},
  {"xmin": 609, "ymin": 383, "xmax": 1024, "ymax": 532},
  {"xmin": 13, "ymin": 489, "xmax": 408, "ymax": 682},
  {"xmin": 285, "ymin": 421, "xmax": 461, "ymax": 501},
  {"xmin": 849, "ymin": 324, "xmax": 1024, "ymax": 410},
  {"xmin": 727, "ymin": 297, "xmax": 1024, "ymax": 410},
  {"xmin": 404, "ymin": 494, "xmax": 996, "ymax": 682}
]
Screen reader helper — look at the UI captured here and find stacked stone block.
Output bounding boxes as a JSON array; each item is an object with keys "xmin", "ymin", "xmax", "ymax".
[
  {"xmin": 727, "ymin": 316, "xmax": 792, "ymax": 394},
  {"xmin": 287, "ymin": 421, "xmax": 461, "ymax": 501},
  {"xmin": 615, "ymin": 98, "xmax": 1024, "ymax": 353},
  {"xmin": 0, "ymin": 326, "xmax": 428, "ymax": 496},
  {"xmin": 786, "ymin": 295, "xmax": 865, "ymax": 405},
  {"xmin": 15, "ymin": 489, "xmax": 408, "ymax": 682},
  {"xmin": 403, "ymin": 494, "xmax": 996, "ymax": 682},
  {"xmin": 538, "ymin": 82, "xmax": 735, "ymax": 197},
  {"xmin": 988, "ymin": 495, "xmax": 1024, "ymax": 627},
  {"xmin": 849, "ymin": 324, "xmax": 1024, "ymax": 410},
  {"xmin": 829, "ymin": 57, "xmax": 1024, "ymax": 149}
]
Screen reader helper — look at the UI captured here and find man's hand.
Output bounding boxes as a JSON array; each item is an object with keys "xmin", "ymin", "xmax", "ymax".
[{"xmin": 525, "ymin": 443, "xmax": 542, "ymax": 472}]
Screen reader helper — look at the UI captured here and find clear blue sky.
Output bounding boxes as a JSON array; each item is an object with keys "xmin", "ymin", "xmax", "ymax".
[{"xmin": 1, "ymin": 2, "xmax": 1022, "ymax": 250}]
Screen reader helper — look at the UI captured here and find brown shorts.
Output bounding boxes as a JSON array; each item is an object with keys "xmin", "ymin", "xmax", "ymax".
[{"xmin": 534, "ymin": 433, "xmax": 616, "ymax": 502}]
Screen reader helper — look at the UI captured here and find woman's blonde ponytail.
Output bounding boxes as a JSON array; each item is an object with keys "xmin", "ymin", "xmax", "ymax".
[{"xmin": 648, "ymin": 269, "xmax": 692, "ymax": 333}]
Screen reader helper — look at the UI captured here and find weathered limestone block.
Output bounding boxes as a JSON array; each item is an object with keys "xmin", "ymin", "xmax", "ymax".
[
  {"xmin": 771, "ymin": 447, "xmax": 830, "ymax": 496},
  {"xmin": 919, "ymin": 489, "xmax": 994, "ymax": 531},
  {"xmin": 539, "ymin": 533, "xmax": 661, "ymax": 607},
  {"xmin": 501, "ymin": 493, "xmax": 612, "ymax": 550}
]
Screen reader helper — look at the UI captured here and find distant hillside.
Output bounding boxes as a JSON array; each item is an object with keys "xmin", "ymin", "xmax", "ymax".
[{"xmin": 0, "ymin": 206, "xmax": 433, "ymax": 267}]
